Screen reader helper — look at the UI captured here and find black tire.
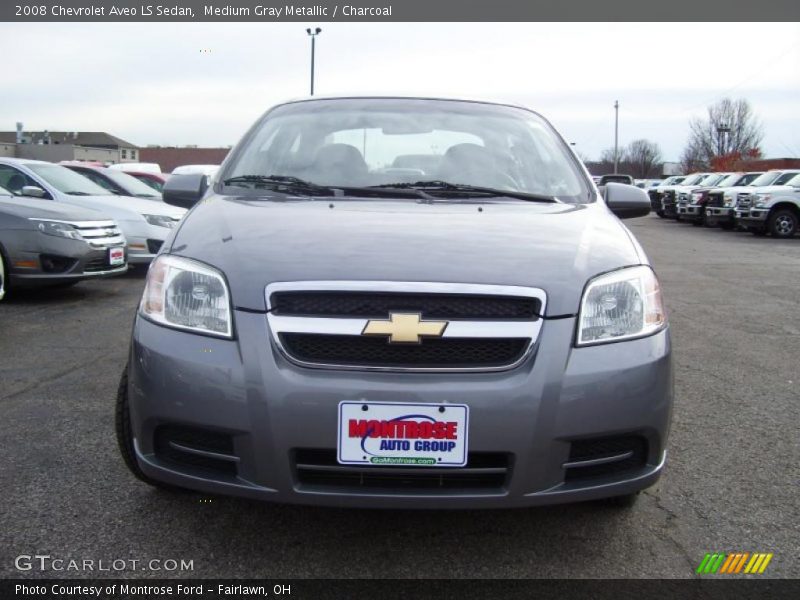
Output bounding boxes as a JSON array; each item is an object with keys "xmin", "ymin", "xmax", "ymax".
[
  {"xmin": 768, "ymin": 209, "xmax": 798, "ymax": 239},
  {"xmin": 115, "ymin": 365, "xmax": 183, "ymax": 492}
]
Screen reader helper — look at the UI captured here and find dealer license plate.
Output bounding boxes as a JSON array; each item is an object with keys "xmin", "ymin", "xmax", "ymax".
[
  {"xmin": 337, "ymin": 401, "xmax": 469, "ymax": 467},
  {"xmin": 108, "ymin": 247, "xmax": 125, "ymax": 266}
]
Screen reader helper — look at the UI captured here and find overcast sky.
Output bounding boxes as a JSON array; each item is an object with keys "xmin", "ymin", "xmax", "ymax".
[{"xmin": 2, "ymin": 22, "xmax": 799, "ymax": 161}]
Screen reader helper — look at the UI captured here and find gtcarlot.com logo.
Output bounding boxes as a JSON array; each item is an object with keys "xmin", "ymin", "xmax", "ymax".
[
  {"xmin": 696, "ymin": 552, "xmax": 773, "ymax": 575},
  {"xmin": 14, "ymin": 554, "xmax": 194, "ymax": 572}
]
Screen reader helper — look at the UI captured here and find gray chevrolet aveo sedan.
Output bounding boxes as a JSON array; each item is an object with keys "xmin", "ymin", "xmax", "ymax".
[{"xmin": 117, "ymin": 97, "xmax": 672, "ymax": 508}]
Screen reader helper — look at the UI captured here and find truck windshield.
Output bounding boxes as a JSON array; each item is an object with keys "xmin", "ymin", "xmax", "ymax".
[
  {"xmin": 222, "ymin": 98, "xmax": 590, "ymax": 203},
  {"xmin": 748, "ymin": 172, "xmax": 781, "ymax": 187}
]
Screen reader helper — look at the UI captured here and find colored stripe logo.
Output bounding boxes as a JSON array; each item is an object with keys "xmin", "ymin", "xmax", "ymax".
[{"xmin": 696, "ymin": 552, "xmax": 773, "ymax": 574}]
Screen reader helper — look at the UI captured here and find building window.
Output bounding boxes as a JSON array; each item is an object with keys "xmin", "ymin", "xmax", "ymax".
[
  {"xmin": 121, "ymin": 149, "xmax": 127, "ymax": 159},
  {"xmin": 130, "ymin": 149, "xmax": 136, "ymax": 160}
]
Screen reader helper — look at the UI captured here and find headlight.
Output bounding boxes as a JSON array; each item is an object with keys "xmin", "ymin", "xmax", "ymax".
[
  {"xmin": 33, "ymin": 220, "xmax": 83, "ymax": 241},
  {"xmin": 691, "ymin": 193, "xmax": 703, "ymax": 204},
  {"xmin": 144, "ymin": 214, "xmax": 177, "ymax": 228},
  {"xmin": 754, "ymin": 194, "xmax": 770, "ymax": 208},
  {"xmin": 140, "ymin": 255, "xmax": 232, "ymax": 338},
  {"xmin": 577, "ymin": 266, "xmax": 666, "ymax": 346}
]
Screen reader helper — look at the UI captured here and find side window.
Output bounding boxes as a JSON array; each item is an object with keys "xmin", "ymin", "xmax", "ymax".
[
  {"xmin": 81, "ymin": 171, "xmax": 117, "ymax": 193},
  {"xmin": 0, "ymin": 165, "xmax": 45, "ymax": 197}
]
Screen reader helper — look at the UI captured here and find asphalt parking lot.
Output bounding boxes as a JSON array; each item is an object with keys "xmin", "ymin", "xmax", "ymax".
[{"xmin": 1, "ymin": 215, "xmax": 798, "ymax": 579}]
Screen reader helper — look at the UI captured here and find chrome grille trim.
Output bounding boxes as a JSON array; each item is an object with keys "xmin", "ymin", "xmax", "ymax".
[
  {"xmin": 29, "ymin": 218, "xmax": 125, "ymax": 247},
  {"xmin": 265, "ymin": 281, "xmax": 547, "ymax": 373}
]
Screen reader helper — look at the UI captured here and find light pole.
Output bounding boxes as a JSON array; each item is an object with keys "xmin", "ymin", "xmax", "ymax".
[
  {"xmin": 306, "ymin": 27, "xmax": 321, "ymax": 96},
  {"xmin": 716, "ymin": 123, "xmax": 730, "ymax": 157},
  {"xmin": 613, "ymin": 100, "xmax": 619, "ymax": 174}
]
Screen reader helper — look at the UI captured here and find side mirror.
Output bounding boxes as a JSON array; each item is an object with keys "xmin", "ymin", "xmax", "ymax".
[
  {"xmin": 604, "ymin": 182, "xmax": 651, "ymax": 219},
  {"xmin": 163, "ymin": 173, "xmax": 208, "ymax": 209},
  {"xmin": 21, "ymin": 185, "xmax": 48, "ymax": 198}
]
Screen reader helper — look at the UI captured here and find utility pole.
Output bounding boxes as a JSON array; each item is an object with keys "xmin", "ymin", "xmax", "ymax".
[
  {"xmin": 613, "ymin": 100, "xmax": 619, "ymax": 174},
  {"xmin": 306, "ymin": 27, "xmax": 321, "ymax": 96},
  {"xmin": 716, "ymin": 123, "xmax": 730, "ymax": 157}
]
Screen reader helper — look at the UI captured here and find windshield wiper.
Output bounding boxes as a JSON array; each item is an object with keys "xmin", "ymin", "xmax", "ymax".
[
  {"xmin": 222, "ymin": 175, "xmax": 335, "ymax": 196},
  {"xmin": 371, "ymin": 181, "xmax": 557, "ymax": 203}
]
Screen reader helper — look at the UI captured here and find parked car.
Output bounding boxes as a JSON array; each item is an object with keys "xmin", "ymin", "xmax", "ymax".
[
  {"xmin": 172, "ymin": 164, "xmax": 220, "ymax": 179},
  {"xmin": 736, "ymin": 172, "xmax": 800, "ymax": 238},
  {"xmin": 62, "ymin": 164, "xmax": 162, "ymax": 200},
  {"xmin": 0, "ymin": 184, "xmax": 126, "ymax": 293},
  {"xmin": 648, "ymin": 175, "xmax": 686, "ymax": 216},
  {"xmin": 661, "ymin": 173, "xmax": 714, "ymax": 219},
  {"xmin": 673, "ymin": 172, "xmax": 735, "ymax": 224},
  {"xmin": 116, "ymin": 96, "xmax": 671, "ymax": 509},
  {"xmin": 677, "ymin": 172, "xmax": 762, "ymax": 227},
  {"xmin": 698, "ymin": 172, "xmax": 763, "ymax": 229},
  {"xmin": 0, "ymin": 158, "xmax": 185, "ymax": 264},
  {"xmin": 127, "ymin": 171, "xmax": 169, "ymax": 193},
  {"xmin": 108, "ymin": 162, "xmax": 162, "ymax": 174},
  {"xmin": 598, "ymin": 173, "xmax": 634, "ymax": 186}
]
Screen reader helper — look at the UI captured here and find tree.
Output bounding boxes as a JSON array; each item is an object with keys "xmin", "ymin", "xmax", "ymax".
[
  {"xmin": 682, "ymin": 98, "xmax": 764, "ymax": 170},
  {"xmin": 624, "ymin": 139, "xmax": 663, "ymax": 178}
]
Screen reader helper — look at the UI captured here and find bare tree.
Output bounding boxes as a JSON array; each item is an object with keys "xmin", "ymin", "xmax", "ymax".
[
  {"xmin": 683, "ymin": 98, "xmax": 763, "ymax": 169},
  {"xmin": 624, "ymin": 139, "xmax": 663, "ymax": 178}
]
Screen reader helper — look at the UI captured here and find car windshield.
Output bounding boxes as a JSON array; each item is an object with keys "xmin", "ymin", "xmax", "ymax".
[
  {"xmin": 784, "ymin": 173, "xmax": 800, "ymax": 186},
  {"xmin": 699, "ymin": 174, "xmax": 725, "ymax": 186},
  {"xmin": 773, "ymin": 172, "xmax": 800, "ymax": 185},
  {"xmin": 0, "ymin": 184, "xmax": 11, "ymax": 196},
  {"xmin": 103, "ymin": 169, "xmax": 162, "ymax": 197},
  {"xmin": 222, "ymin": 98, "xmax": 590, "ymax": 203},
  {"xmin": 748, "ymin": 172, "xmax": 781, "ymax": 187},
  {"xmin": 680, "ymin": 174, "xmax": 706, "ymax": 186},
  {"xmin": 737, "ymin": 173, "xmax": 761, "ymax": 186},
  {"xmin": 28, "ymin": 163, "xmax": 111, "ymax": 196}
]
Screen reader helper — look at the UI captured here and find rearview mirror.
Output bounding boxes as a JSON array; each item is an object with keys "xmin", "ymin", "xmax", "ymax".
[
  {"xmin": 163, "ymin": 173, "xmax": 208, "ymax": 209},
  {"xmin": 604, "ymin": 182, "xmax": 651, "ymax": 219},
  {"xmin": 21, "ymin": 185, "xmax": 48, "ymax": 198}
]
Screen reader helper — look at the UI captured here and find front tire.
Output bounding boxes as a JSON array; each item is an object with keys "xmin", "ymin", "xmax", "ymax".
[
  {"xmin": 768, "ymin": 209, "xmax": 798, "ymax": 239},
  {"xmin": 115, "ymin": 365, "xmax": 182, "ymax": 492}
]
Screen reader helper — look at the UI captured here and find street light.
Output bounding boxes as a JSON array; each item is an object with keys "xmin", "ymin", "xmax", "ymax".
[
  {"xmin": 716, "ymin": 123, "xmax": 731, "ymax": 156},
  {"xmin": 306, "ymin": 27, "xmax": 322, "ymax": 96}
]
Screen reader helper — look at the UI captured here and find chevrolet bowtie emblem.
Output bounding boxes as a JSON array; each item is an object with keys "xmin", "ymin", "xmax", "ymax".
[{"xmin": 362, "ymin": 313, "xmax": 448, "ymax": 344}]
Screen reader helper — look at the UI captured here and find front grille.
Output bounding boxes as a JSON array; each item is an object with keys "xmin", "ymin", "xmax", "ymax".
[
  {"xmin": 71, "ymin": 220, "xmax": 125, "ymax": 247},
  {"xmin": 154, "ymin": 424, "xmax": 237, "ymax": 476},
  {"xmin": 280, "ymin": 333, "xmax": 529, "ymax": 369},
  {"xmin": 294, "ymin": 448, "xmax": 511, "ymax": 492},
  {"xmin": 564, "ymin": 435, "xmax": 648, "ymax": 482},
  {"xmin": 706, "ymin": 192, "xmax": 724, "ymax": 207},
  {"xmin": 648, "ymin": 190, "xmax": 662, "ymax": 211},
  {"xmin": 271, "ymin": 291, "xmax": 540, "ymax": 319},
  {"xmin": 737, "ymin": 193, "xmax": 752, "ymax": 209},
  {"xmin": 147, "ymin": 239, "xmax": 163, "ymax": 254}
]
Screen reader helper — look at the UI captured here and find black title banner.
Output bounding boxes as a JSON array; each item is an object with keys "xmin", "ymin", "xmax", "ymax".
[
  {"xmin": 4, "ymin": 579, "xmax": 800, "ymax": 600},
  {"xmin": 4, "ymin": 0, "xmax": 800, "ymax": 22}
]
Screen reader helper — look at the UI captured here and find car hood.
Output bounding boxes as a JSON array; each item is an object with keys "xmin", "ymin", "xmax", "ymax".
[
  {"xmin": 55, "ymin": 194, "xmax": 185, "ymax": 221},
  {"xmin": 168, "ymin": 195, "xmax": 645, "ymax": 315},
  {"xmin": 748, "ymin": 185, "xmax": 796, "ymax": 194},
  {"xmin": 0, "ymin": 195, "xmax": 111, "ymax": 221}
]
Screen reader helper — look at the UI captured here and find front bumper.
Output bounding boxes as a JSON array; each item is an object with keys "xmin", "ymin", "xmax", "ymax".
[
  {"xmin": 705, "ymin": 207, "xmax": 734, "ymax": 226},
  {"xmin": 8, "ymin": 237, "xmax": 127, "ymax": 288},
  {"xmin": 676, "ymin": 205, "xmax": 703, "ymax": 221},
  {"xmin": 128, "ymin": 313, "xmax": 673, "ymax": 508},
  {"xmin": 735, "ymin": 208, "xmax": 769, "ymax": 228}
]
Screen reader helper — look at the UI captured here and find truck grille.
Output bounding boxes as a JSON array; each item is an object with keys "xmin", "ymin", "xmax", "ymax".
[
  {"xmin": 294, "ymin": 448, "xmax": 511, "ymax": 492},
  {"xmin": 737, "ymin": 193, "xmax": 752, "ymax": 209},
  {"xmin": 266, "ymin": 282, "xmax": 546, "ymax": 372},
  {"xmin": 706, "ymin": 192, "xmax": 724, "ymax": 207},
  {"xmin": 648, "ymin": 190, "xmax": 662, "ymax": 210}
]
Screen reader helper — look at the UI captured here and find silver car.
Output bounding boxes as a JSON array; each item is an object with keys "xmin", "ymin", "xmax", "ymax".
[
  {"xmin": 0, "ymin": 185, "xmax": 126, "ymax": 293},
  {"xmin": 0, "ymin": 158, "xmax": 185, "ymax": 264},
  {"xmin": 117, "ymin": 97, "xmax": 673, "ymax": 508}
]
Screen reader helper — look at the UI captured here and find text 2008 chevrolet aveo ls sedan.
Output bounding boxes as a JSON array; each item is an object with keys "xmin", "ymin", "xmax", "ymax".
[{"xmin": 117, "ymin": 97, "xmax": 672, "ymax": 508}]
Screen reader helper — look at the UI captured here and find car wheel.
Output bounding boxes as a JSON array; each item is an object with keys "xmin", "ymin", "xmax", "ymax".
[
  {"xmin": 115, "ymin": 365, "xmax": 184, "ymax": 492},
  {"xmin": 768, "ymin": 209, "xmax": 798, "ymax": 239}
]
